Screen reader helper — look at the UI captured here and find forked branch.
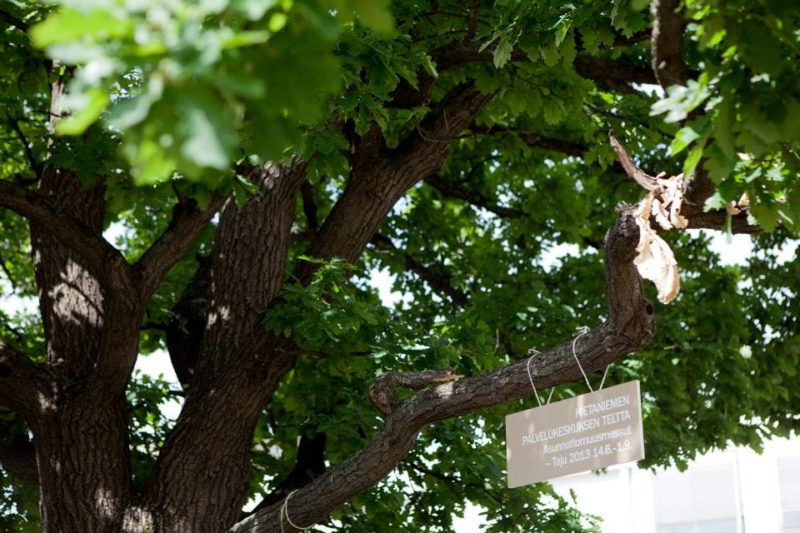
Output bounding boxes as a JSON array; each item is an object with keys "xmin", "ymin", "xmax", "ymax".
[
  {"xmin": 0, "ymin": 180, "xmax": 128, "ymax": 281},
  {"xmin": 135, "ymin": 192, "xmax": 226, "ymax": 301}
]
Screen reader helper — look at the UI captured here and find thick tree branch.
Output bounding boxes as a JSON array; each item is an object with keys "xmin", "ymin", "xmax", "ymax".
[
  {"xmin": 136, "ymin": 162, "xmax": 309, "ymax": 531},
  {"xmin": 165, "ymin": 256, "xmax": 211, "ymax": 389},
  {"xmin": 467, "ymin": 0, "xmax": 479, "ymax": 37},
  {"xmin": 650, "ymin": 0, "xmax": 716, "ymax": 214},
  {"xmin": 141, "ymin": 80, "xmax": 492, "ymax": 532},
  {"xmin": 368, "ymin": 368, "xmax": 462, "ymax": 415},
  {"xmin": 135, "ymin": 192, "xmax": 225, "ymax": 301},
  {"xmin": 613, "ymin": 29, "xmax": 653, "ymax": 47},
  {"xmin": 685, "ymin": 210, "xmax": 759, "ymax": 234},
  {"xmin": 370, "ymin": 234, "xmax": 469, "ymax": 307},
  {"xmin": 573, "ymin": 55, "xmax": 657, "ymax": 92},
  {"xmin": 300, "ymin": 180, "xmax": 319, "ymax": 231},
  {"xmin": 299, "ymin": 83, "xmax": 493, "ymax": 280},
  {"xmin": 142, "ymin": 89, "xmax": 494, "ymax": 530},
  {"xmin": 0, "ymin": 180, "xmax": 128, "ymax": 281},
  {"xmin": 230, "ymin": 209, "xmax": 655, "ymax": 532},
  {"xmin": 0, "ymin": 340, "xmax": 44, "ymax": 422},
  {"xmin": 650, "ymin": 0, "xmax": 687, "ymax": 88},
  {"xmin": 426, "ymin": 175, "xmax": 524, "ymax": 218},
  {"xmin": 681, "ymin": 169, "xmax": 717, "ymax": 218},
  {"xmin": 197, "ymin": 161, "xmax": 307, "ymax": 377}
]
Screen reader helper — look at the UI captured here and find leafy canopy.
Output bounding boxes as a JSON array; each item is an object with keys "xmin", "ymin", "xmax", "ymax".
[{"xmin": 1, "ymin": 0, "xmax": 799, "ymax": 530}]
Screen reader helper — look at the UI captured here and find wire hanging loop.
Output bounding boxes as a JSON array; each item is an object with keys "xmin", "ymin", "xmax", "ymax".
[
  {"xmin": 571, "ymin": 326, "xmax": 594, "ymax": 393},
  {"xmin": 526, "ymin": 348, "xmax": 555, "ymax": 407},
  {"xmin": 599, "ymin": 363, "xmax": 611, "ymax": 391},
  {"xmin": 280, "ymin": 490, "xmax": 309, "ymax": 533}
]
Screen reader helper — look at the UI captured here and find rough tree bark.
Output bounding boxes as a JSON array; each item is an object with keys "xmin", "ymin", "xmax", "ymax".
[{"xmin": 27, "ymin": 76, "xmax": 136, "ymax": 532}]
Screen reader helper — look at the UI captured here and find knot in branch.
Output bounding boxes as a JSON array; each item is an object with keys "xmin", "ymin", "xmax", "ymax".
[{"xmin": 368, "ymin": 368, "xmax": 462, "ymax": 416}]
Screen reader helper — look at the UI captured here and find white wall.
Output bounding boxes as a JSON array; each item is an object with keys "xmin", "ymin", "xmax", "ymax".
[{"xmin": 549, "ymin": 436, "xmax": 800, "ymax": 533}]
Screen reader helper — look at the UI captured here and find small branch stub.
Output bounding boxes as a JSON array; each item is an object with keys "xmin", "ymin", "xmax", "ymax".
[{"xmin": 368, "ymin": 368, "xmax": 462, "ymax": 416}]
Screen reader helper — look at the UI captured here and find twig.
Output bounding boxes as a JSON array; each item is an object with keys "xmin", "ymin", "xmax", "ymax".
[
  {"xmin": 7, "ymin": 117, "xmax": 42, "ymax": 177},
  {"xmin": 0, "ymin": 8, "xmax": 28, "ymax": 32}
]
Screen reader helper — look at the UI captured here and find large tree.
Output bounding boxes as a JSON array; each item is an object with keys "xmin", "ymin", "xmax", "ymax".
[{"xmin": 1, "ymin": 0, "xmax": 799, "ymax": 531}]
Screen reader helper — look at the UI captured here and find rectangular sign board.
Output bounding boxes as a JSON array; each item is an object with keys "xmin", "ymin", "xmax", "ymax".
[{"xmin": 506, "ymin": 380, "xmax": 644, "ymax": 488}]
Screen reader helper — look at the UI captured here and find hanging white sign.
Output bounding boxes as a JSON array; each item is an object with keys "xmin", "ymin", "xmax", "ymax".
[{"xmin": 506, "ymin": 380, "xmax": 645, "ymax": 488}]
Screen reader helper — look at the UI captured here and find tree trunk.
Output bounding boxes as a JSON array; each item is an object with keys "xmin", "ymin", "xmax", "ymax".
[{"xmin": 36, "ymin": 396, "xmax": 130, "ymax": 532}]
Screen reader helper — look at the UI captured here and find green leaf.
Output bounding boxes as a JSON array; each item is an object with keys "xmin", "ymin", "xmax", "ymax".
[
  {"xmin": 56, "ymin": 88, "xmax": 109, "ymax": 135},
  {"xmin": 493, "ymin": 37, "xmax": 513, "ymax": 69},
  {"xmin": 354, "ymin": 0, "xmax": 394, "ymax": 33},
  {"xmin": 555, "ymin": 24, "xmax": 570, "ymax": 47},
  {"xmin": 737, "ymin": 22, "xmax": 786, "ymax": 76},
  {"xmin": 651, "ymin": 78, "xmax": 711, "ymax": 123},
  {"xmin": 749, "ymin": 194, "xmax": 778, "ymax": 231},
  {"xmin": 178, "ymin": 98, "xmax": 236, "ymax": 172},
  {"xmin": 31, "ymin": 8, "xmax": 132, "ymax": 48},
  {"xmin": 421, "ymin": 54, "xmax": 438, "ymax": 78},
  {"xmin": 223, "ymin": 30, "xmax": 270, "ymax": 49},
  {"xmin": 780, "ymin": 99, "xmax": 800, "ymax": 142},
  {"xmin": 704, "ymin": 191, "xmax": 727, "ymax": 211},
  {"xmin": 742, "ymin": 102, "xmax": 782, "ymax": 144},
  {"xmin": 108, "ymin": 94, "xmax": 153, "ymax": 130},
  {"xmin": 713, "ymin": 97, "xmax": 736, "ymax": 158},
  {"xmin": 127, "ymin": 135, "xmax": 176, "ymax": 186},
  {"xmin": 670, "ymin": 126, "xmax": 701, "ymax": 155},
  {"xmin": 540, "ymin": 46, "xmax": 560, "ymax": 67},
  {"xmin": 683, "ymin": 144, "xmax": 704, "ymax": 176}
]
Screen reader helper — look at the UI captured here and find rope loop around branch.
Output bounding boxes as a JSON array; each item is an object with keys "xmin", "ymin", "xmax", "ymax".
[{"xmin": 280, "ymin": 490, "xmax": 309, "ymax": 533}]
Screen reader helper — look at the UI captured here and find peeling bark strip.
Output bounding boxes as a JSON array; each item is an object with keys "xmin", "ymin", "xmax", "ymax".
[
  {"xmin": 608, "ymin": 130, "xmax": 660, "ymax": 191},
  {"xmin": 610, "ymin": 130, "xmax": 759, "ymax": 235},
  {"xmin": 231, "ymin": 210, "xmax": 656, "ymax": 532}
]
